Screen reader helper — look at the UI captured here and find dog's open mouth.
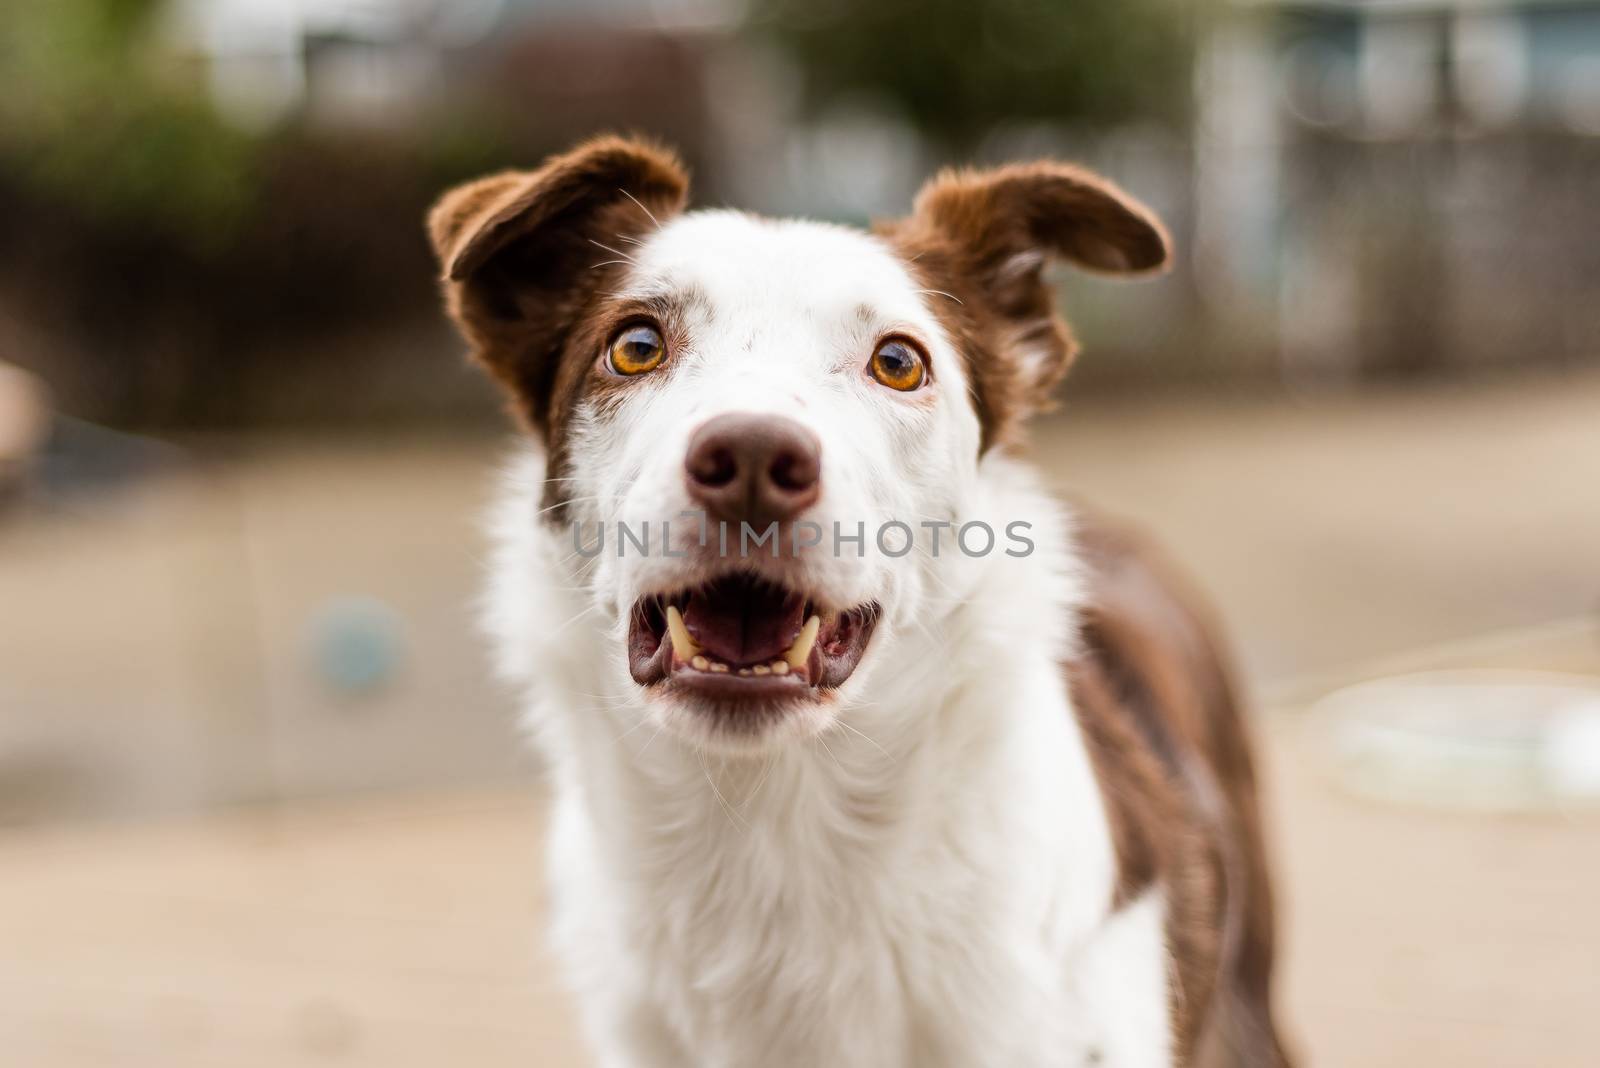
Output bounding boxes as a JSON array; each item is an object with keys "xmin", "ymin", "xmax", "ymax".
[{"xmin": 628, "ymin": 574, "xmax": 878, "ymax": 700}]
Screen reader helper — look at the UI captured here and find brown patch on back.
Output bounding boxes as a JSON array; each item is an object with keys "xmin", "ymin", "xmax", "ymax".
[
  {"xmin": 875, "ymin": 161, "xmax": 1170, "ymax": 452},
  {"xmin": 1069, "ymin": 509, "xmax": 1293, "ymax": 1067}
]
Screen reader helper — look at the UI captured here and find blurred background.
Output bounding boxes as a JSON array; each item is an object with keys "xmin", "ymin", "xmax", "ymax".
[{"xmin": 2, "ymin": 1, "xmax": 1598, "ymax": 1065}]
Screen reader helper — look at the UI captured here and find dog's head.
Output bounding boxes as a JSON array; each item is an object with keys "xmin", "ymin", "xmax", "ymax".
[{"xmin": 430, "ymin": 135, "xmax": 1168, "ymax": 753}]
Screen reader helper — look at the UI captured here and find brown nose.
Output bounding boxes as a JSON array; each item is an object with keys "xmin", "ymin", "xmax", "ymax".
[{"xmin": 685, "ymin": 413, "xmax": 821, "ymax": 526}]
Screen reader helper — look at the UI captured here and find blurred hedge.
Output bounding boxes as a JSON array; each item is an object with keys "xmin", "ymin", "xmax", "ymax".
[
  {"xmin": 750, "ymin": 0, "xmax": 1198, "ymax": 150},
  {"xmin": 0, "ymin": 0, "xmax": 514, "ymax": 426}
]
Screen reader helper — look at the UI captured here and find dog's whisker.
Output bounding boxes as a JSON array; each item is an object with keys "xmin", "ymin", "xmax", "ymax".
[
  {"xmin": 526, "ymin": 493, "xmax": 629, "ymax": 520},
  {"xmin": 833, "ymin": 718, "xmax": 892, "ymax": 763},
  {"xmin": 738, "ymin": 752, "xmax": 780, "ymax": 811},
  {"xmin": 614, "ymin": 713, "xmax": 659, "ymax": 745},
  {"xmin": 566, "ymin": 686, "xmax": 629, "ymax": 703},
  {"xmin": 539, "ymin": 475, "xmax": 638, "ymax": 485},
  {"xmin": 617, "ymin": 187, "xmax": 664, "ymax": 231},
  {"xmin": 548, "ymin": 602, "xmax": 605, "ymax": 632},
  {"xmin": 699, "ymin": 753, "xmax": 747, "ymax": 830},
  {"xmin": 633, "ymin": 716, "xmax": 670, "ymax": 757},
  {"xmin": 587, "ymin": 237, "xmax": 639, "ymax": 265},
  {"xmin": 545, "ymin": 585, "xmax": 605, "ymax": 597},
  {"xmin": 813, "ymin": 732, "xmax": 845, "ymax": 774}
]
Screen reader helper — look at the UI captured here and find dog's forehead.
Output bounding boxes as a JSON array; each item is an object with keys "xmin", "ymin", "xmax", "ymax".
[{"xmin": 624, "ymin": 210, "xmax": 931, "ymax": 326}]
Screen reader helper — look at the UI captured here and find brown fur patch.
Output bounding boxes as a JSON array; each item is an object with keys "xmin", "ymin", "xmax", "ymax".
[
  {"xmin": 1069, "ymin": 510, "xmax": 1293, "ymax": 1067},
  {"xmin": 426, "ymin": 134, "xmax": 690, "ymax": 476},
  {"xmin": 875, "ymin": 162, "xmax": 1170, "ymax": 452}
]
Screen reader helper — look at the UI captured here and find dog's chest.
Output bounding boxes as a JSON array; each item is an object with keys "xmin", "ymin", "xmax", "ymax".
[{"xmin": 558, "ymin": 791, "xmax": 1175, "ymax": 1068}]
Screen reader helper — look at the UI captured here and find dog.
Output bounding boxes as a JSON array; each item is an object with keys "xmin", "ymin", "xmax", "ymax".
[{"xmin": 426, "ymin": 135, "xmax": 1292, "ymax": 1068}]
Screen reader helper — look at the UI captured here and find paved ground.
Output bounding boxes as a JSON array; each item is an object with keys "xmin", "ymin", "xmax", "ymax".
[
  {"xmin": 3, "ymin": 371, "xmax": 1599, "ymax": 1064},
  {"xmin": 4, "ymin": 654, "xmax": 1599, "ymax": 1068}
]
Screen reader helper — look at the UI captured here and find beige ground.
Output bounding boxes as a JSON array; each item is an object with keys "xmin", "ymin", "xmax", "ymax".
[
  {"xmin": 4, "ymin": 672, "xmax": 1599, "ymax": 1068},
  {"xmin": 3, "ymin": 372, "xmax": 1600, "ymax": 1064}
]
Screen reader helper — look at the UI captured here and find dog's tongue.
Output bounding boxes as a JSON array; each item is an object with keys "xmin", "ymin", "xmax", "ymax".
[{"xmin": 682, "ymin": 577, "xmax": 805, "ymax": 666}]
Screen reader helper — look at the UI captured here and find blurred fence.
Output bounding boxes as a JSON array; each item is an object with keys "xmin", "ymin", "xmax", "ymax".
[
  {"xmin": 1, "ymin": 0, "xmax": 1598, "ymax": 430},
  {"xmin": 1276, "ymin": 131, "xmax": 1600, "ymax": 382}
]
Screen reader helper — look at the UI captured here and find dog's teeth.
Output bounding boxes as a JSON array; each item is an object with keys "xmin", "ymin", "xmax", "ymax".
[
  {"xmin": 771, "ymin": 661, "xmax": 789, "ymax": 676},
  {"xmin": 690, "ymin": 655, "xmax": 709, "ymax": 671},
  {"xmin": 752, "ymin": 664, "xmax": 770, "ymax": 676},
  {"xmin": 665, "ymin": 605, "xmax": 701, "ymax": 660},
  {"xmin": 710, "ymin": 662, "xmax": 729, "ymax": 673},
  {"xmin": 738, "ymin": 667, "xmax": 753, "ymax": 677},
  {"xmin": 783, "ymin": 615, "xmax": 821, "ymax": 669}
]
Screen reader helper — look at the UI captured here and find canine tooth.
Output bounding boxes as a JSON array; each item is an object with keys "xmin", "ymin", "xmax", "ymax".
[
  {"xmin": 771, "ymin": 661, "xmax": 790, "ymax": 676},
  {"xmin": 784, "ymin": 615, "xmax": 821, "ymax": 669},
  {"xmin": 738, "ymin": 667, "xmax": 753, "ymax": 677},
  {"xmin": 691, "ymin": 655, "xmax": 709, "ymax": 671},
  {"xmin": 752, "ymin": 664, "xmax": 770, "ymax": 676},
  {"xmin": 710, "ymin": 662, "xmax": 729, "ymax": 673},
  {"xmin": 665, "ymin": 605, "xmax": 700, "ymax": 660}
]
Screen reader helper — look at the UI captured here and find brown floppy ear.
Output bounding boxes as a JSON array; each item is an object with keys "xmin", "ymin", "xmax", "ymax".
[
  {"xmin": 426, "ymin": 135, "xmax": 688, "ymax": 432},
  {"xmin": 881, "ymin": 162, "xmax": 1169, "ymax": 451}
]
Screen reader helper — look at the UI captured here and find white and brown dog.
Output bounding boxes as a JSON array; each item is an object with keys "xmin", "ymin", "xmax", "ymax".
[{"xmin": 427, "ymin": 135, "xmax": 1292, "ymax": 1068}]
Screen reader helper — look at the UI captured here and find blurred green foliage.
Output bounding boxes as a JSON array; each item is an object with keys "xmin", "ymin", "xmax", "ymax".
[
  {"xmin": 0, "ymin": 0, "xmax": 511, "ymax": 258},
  {"xmin": 749, "ymin": 0, "xmax": 1199, "ymax": 149},
  {"xmin": 0, "ymin": 0, "xmax": 260, "ymax": 253},
  {"xmin": 0, "ymin": 0, "xmax": 519, "ymax": 425}
]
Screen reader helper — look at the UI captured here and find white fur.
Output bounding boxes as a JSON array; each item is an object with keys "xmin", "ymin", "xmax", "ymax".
[{"xmin": 482, "ymin": 212, "xmax": 1173, "ymax": 1066}]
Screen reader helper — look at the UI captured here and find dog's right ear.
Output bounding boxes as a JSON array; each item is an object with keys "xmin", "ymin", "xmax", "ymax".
[{"xmin": 426, "ymin": 135, "xmax": 689, "ymax": 431}]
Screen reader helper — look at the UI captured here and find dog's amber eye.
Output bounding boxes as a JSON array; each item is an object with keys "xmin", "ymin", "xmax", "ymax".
[
  {"xmin": 608, "ymin": 324, "xmax": 667, "ymax": 376},
  {"xmin": 868, "ymin": 338, "xmax": 926, "ymax": 392}
]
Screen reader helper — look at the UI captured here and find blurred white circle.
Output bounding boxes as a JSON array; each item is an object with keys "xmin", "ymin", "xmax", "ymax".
[
  {"xmin": 1311, "ymin": 670, "xmax": 1600, "ymax": 813},
  {"xmin": 1543, "ymin": 699, "xmax": 1600, "ymax": 798}
]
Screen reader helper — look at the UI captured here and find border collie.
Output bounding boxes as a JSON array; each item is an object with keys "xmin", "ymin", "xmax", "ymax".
[{"xmin": 427, "ymin": 135, "xmax": 1292, "ymax": 1068}]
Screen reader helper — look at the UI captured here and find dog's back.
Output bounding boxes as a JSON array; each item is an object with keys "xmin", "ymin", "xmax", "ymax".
[{"xmin": 1071, "ymin": 511, "xmax": 1292, "ymax": 1067}]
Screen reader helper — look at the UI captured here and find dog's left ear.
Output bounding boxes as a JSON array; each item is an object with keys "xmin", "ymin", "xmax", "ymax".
[{"xmin": 882, "ymin": 162, "xmax": 1170, "ymax": 449}]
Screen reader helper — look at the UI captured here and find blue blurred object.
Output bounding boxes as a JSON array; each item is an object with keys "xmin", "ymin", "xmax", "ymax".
[{"xmin": 308, "ymin": 596, "xmax": 405, "ymax": 697}]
